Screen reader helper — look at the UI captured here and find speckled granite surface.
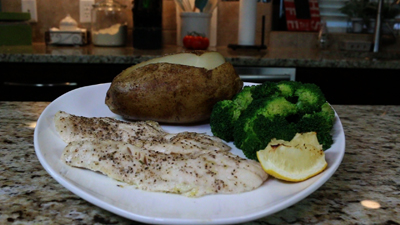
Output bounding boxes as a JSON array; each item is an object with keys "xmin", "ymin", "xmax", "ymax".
[
  {"xmin": 0, "ymin": 101, "xmax": 399, "ymax": 224},
  {"xmin": 1, "ymin": 44, "xmax": 400, "ymax": 69}
]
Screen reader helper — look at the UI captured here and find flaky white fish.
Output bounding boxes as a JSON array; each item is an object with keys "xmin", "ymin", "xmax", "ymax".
[
  {"xmin": 62, "ymin": 140, "xmax": 268, "ymax": 197},
  {"xmin": 54, "ymin": 110, "xmax": 166, "ymax": 143},
  {"xmin": 54, "ymin": 111, "xmax": 230, "ymax": 154}
]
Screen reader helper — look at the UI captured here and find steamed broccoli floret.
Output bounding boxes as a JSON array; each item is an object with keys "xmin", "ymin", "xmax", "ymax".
[
  {"xmin": 210, "ymin": 100, "xmax": 240, "ymax": 141},
  {"xmin": 258, "ymin": 96, "xmax": 298, "ymax": 118},
  {"xmin": 210, "ymin": 86, "xmax": 256, "ymax": 141},
  {"xmin": 296, "ymin": 102, "xmax": 335, "ymax": 150},
  {"xmin": 251, "ymin": 81, "xmax": 280, "ymax": 99},
  {"xmin": 233, "ymin": 96, "xmax": 297, "ymax": 159},
  {"xmin": 232, "ymin": 85, "xmax": 256, "ymax": 109},
  {"xmin": 276, "ymin": 81, "xmax": 301, "ymax": 102},
  {"xmin": 210, "ymin": 80, "xmax": 335, "ymax": 161},
  {"xmin": 239, "ymin": 115, "xmax": 298, "ymax": 160},
  {"xmin": 295, "ymin": 83, "xmax": 327, "ymax": 114}
]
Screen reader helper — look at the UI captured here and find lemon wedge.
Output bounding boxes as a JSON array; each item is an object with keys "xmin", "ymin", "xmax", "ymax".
[{"xmin": 256, "ymin": 132, "xmax": 327, "ymax": 182}]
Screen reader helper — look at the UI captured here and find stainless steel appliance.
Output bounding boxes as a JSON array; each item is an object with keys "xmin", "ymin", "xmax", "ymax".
[{"xmin": 235, "ymin": 67, "xmax": 296, "ymax": 83}]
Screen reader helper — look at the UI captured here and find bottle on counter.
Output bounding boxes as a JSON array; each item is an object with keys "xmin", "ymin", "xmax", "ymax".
[
  {"xmin": 91, "ymin": 0, "xmax": 128, "ymax": 47},
  {"xmin": 271, "ymin": 0, "xmax": 287, "ymax": 31},
  {"xmin": 132, "ymin": 0, "xmax": 162, "ymax": 49},
  {"xmin": 318, "ymin": 21, "xmax": 329, "ymax": 49}
]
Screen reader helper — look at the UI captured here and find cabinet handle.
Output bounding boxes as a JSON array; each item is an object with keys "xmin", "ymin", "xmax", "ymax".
[
  {"xmin": 3, "ymin": 82, "xmax": 78, "ymax": 87},
  {"xmin": 239, "ymin": 74, "xmax": 291, "ymax": 81}
]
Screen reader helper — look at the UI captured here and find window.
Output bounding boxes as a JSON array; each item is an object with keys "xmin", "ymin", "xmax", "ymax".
[
  {"xmin": 318, "ymin": 0, "xmax": 349, "ymax": 32},
  {"xmin": 319, "ymin": 0, "xmax": 400, "ymax": 33}
]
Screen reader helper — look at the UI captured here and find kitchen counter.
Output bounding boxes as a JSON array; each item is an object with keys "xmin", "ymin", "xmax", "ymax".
[
  {"xmin": 1, "ymin": 43, "xmax": 400, "ymax": 69},
  {"xmin": 1, "ymin": 101, "xmax": 399, "ymax": 224}
]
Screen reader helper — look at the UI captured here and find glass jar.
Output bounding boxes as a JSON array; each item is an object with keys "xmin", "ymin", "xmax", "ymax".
[{"xmin": 91, "ymin": 0, "xmax": 127, "ymax": 46}]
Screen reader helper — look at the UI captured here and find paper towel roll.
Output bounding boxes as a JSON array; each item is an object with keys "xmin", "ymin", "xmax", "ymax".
[{"xmin": 238, "ymin": 0, "xmax": 258, "ymax": 45}]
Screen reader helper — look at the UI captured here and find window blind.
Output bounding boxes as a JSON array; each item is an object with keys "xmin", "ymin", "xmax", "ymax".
[{"xmin": 318, "ymin": 0, "xmax": 349, "ymax": 33}]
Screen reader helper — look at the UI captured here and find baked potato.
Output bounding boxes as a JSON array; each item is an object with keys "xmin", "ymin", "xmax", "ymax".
[{"xmin": 105, "ymin": 51, "xmax": 243, "ymax": 124}]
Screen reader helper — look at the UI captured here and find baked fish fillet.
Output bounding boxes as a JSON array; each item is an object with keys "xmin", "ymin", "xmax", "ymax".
[
  {"xmin": 54, "ymin": 110, "xmax": 166, "ymax": 143},
  {"xmin": 54, "ymin": 111, "xmax": 230, "ymax": 153},
  {"xmin": 62, "ymin": 140, "xmax": 268, "ymax": 197}
]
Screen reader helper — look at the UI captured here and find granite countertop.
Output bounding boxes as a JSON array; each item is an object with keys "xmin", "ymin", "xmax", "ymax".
[
  {"xmin": 1, "ymin": 43, "xmax": 400, "ymax": 69},
  {"xmin": 1, "ymin": 101, "xmax": 399, "ymax": 224}
]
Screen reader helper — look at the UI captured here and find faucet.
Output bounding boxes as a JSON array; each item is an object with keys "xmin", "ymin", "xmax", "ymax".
[{"xmin": 373, "ymin": 0, "xmax": 400, "ymax": 52}]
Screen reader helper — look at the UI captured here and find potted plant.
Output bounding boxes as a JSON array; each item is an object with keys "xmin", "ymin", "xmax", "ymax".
[{"xmin": 340, "ymin": 0, "xmax": 371, "ymax": 32}]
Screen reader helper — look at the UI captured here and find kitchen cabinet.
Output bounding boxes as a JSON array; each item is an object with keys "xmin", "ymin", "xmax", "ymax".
[
  {"xmin": 1, "ymin": 62, "xmax": 398, "ymax": 105},
  {"xmin": 0, "ymin": 62, "xmax": 127, "ymax": 101},
  {"xmin": 1, "ymin": 63, "xmax": 295, "ymax": 101},
  {"xmin": 295, "ymin": 67, "xmax": 399, "ymax": 105}
]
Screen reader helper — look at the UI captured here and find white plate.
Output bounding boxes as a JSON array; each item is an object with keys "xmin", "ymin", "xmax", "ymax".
[{"xmin": 34, "ymin": 82, "xmax": 345, "ymax": 225}]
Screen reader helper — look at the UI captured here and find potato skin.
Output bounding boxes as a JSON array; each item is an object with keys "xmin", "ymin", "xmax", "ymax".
[{"xmin": 105, "ymin": 62, "xmax": 243, "ymax": 124}]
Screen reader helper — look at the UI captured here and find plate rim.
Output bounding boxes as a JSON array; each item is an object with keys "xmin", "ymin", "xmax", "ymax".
[{"xmin": 34, "ymin": 82, "xmax": 345, "ymax": 225}]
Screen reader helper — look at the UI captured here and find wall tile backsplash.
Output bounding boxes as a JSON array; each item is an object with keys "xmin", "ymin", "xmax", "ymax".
[
  {"xmin": 1, "ymin": 0, "xmax": 272, "ymax": 47},
  {"xmin": 5, "ymin": 0, "xmax": 394, "ymax": 51}
]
